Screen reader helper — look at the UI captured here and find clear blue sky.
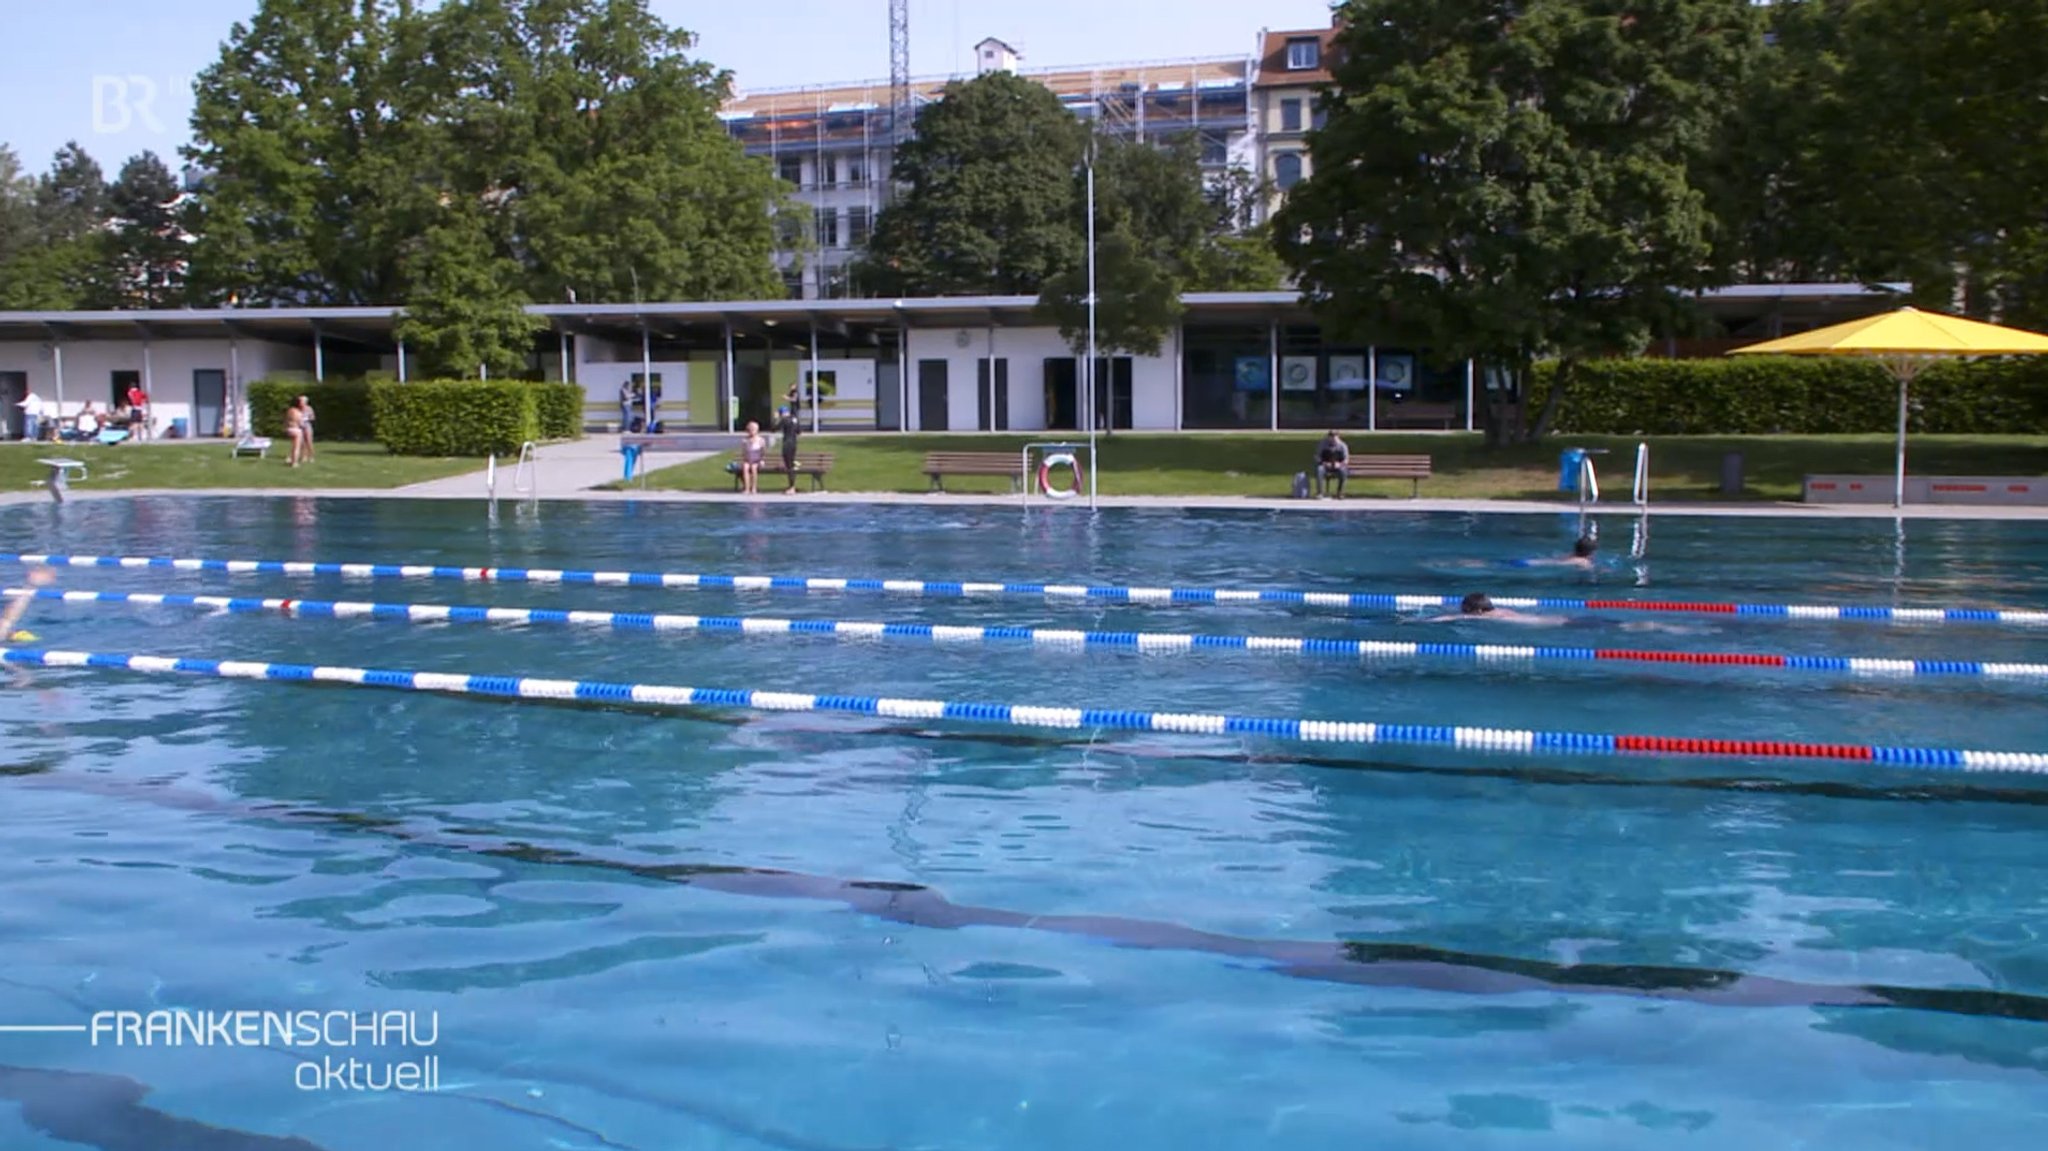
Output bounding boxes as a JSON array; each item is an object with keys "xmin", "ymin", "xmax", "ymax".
[{"xmin": 0, "ymin": 0, "xmax": 1338, "ymax": 175}]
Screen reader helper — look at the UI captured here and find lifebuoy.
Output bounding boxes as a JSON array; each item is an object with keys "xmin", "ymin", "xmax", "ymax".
[{"xmin": 1039, "ymin": 452, "xmax": 1082, "ymax": 500}]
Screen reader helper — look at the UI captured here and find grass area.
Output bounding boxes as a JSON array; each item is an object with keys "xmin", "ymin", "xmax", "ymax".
[
  {"xmin": 0, "ymin": 441, "xmax": 484, "ymax": 493},
  {"xmin": 625, "ymin": 432, "xmax": 2048, "ymax": 501}
]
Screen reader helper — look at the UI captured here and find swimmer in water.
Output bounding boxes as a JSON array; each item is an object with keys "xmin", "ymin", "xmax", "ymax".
[
  {"xmin": 0, "ymin": 567, "xmax": 54, "ymax": 644},
  {"xmin": 1515, "ymin": 535, "xmax": 1599, "ymax": 570},
  {"xmin": 1426, "ymin": 592, "xmax": 1566, "ymax": 625}
]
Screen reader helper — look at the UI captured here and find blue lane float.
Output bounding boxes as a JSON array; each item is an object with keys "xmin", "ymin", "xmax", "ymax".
[
  {"xmin": 3, "ymin": 645, "xmax": 2045, "ymax": 774},
  {"xmin": 10, "ymin": 586, "xmax": 2048, "ymax": 683},
  {"xmin": 6, "ymin": 551, "xmax": 2048, "ymax": 628}
]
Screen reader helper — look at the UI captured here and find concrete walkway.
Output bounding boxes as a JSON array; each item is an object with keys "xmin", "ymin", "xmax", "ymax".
[
  {"xmin": 394, "ymin": 435, "xmax": 710, "ymax": 498},
  {"xmin": 10, "ymin": 483, "xmax": 2048, "ymax": 520}
]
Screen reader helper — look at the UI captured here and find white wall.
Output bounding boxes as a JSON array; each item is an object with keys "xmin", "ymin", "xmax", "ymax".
[
  {"xmin": 903, "ymin": 325, "xmax": 1179, "ymax": 432},
  {"xmin": 0, "ymin": 337, "xmax": 307, "ymax": 437}
]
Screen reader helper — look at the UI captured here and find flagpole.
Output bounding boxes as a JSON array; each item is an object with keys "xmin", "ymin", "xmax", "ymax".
[{"xmin": 1085, "ymin": 137, "xmax": 1098, "ymax": 508}]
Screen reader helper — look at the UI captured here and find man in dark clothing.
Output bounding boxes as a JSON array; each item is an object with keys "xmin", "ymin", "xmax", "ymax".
[
  {"xmin": 1314, "ymin": 430, "xmax": 1350, "ymax": 498},
  {"xmin": 775, "ymin": 406, "xmax": 802, "ymax": 494}
]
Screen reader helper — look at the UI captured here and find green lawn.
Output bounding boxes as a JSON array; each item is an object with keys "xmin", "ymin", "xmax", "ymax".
[
  {"xmin": 0, "ymin": 441, "xmax": 483, "ymax": 493},
  {"xmin": 625, "ymin": 432, "xmax": 2048, "ymax": 501}
]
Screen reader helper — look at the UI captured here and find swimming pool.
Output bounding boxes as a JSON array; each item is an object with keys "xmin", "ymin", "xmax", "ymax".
[{"xmin": 2, "ymin": 496, "xmax": 2046, "ymax": 1151}]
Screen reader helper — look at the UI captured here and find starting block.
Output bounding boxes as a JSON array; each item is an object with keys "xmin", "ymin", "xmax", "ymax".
[{"xmin": 32, "ymin": 458, "xmax": 88, "ymax": 502}]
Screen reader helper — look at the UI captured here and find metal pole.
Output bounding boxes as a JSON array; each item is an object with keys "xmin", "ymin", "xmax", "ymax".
[
  {"xmin": 1465, "ymin": 360, "xmax": 1476, "ymax": 431},
  {"xmin": 897, "ymin": 322, "xmax": 908, "ymax": 433},
  {"xmin": 52, "ymin": 339, "xmax": 64, "ymax": 417},
  {"xmin": 228, "ymin": 338, "xmax": 240, "ymax": 436},
  {"xmin": 809, "ymin": 320, "xmax": 821, "ymax": 433},
  {"xmin": 1086, "ymin": 143, "xmax": 1098, "ymax": 504},
  {"xmin": 1267, "ymin": 319, "xmax": 1279, "ymax": 432},
  {"xmin": 397, "ymin": 338, "xmax": 407, "ymax": 383},
  {"xmin": 141, "ymin": 339, "xmax": 152, "ymax": 434},
  {"xmin": 723, "ymin": 319, "xmax": 736, "ymax": 431},
  {"xmin": 558, "ymin": 331, "xmax": 570, "ymax": 386},
  {"xmin": 313, "ymin": 326, "xmax": 324, "ymax": 382},
  {"xmin": 1366, "ymin": 346, "xmax": 1377, "ymax": 432},
  {"xmin": 640, "ymin": 323, "xmax": 652, "ymax": 430},
  {"xmin": 1894, "ymin": 366, "xmax": 1909, "ymax": 510}
]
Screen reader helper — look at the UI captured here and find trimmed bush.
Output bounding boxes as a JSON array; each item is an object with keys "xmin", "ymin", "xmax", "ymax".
[
  {"xmin": 247, "ymin": 378, "xmax": 378, "ymax": 441},
  {"xmin": 1528, "ymin": 355, "xmax": 2048, "ymax": 435},
  {"xmin": 371, "ymin": 379, "xmax": 541, "ymax": 457},
  {"xmin": 532, "ymin": 382, "xmax": 583, "ymax": 441}
]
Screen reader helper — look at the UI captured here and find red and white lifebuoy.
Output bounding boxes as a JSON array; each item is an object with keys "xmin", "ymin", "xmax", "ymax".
[{"xmin": 1039, "ymin": 452, "xmax": 1082, "ymax": 500}]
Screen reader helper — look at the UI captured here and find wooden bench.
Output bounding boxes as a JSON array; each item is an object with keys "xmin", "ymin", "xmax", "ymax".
[
  {"xmin": 923, "ymin": 451, "xmax": 1027, "ymax": 492},
  {"xmin": 1326, "ymin": 454, "xmax": 1433, "ymax": 498},
  {"xmin": 725, "ymin": 452, "xmax": 835, "ymax": 491},
  {"xmin": 1376, "ymin": 401, "xmax": 1459, "ymax": 430}
]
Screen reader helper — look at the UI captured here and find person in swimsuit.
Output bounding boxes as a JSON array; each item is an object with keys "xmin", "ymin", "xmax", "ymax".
[
  {"xmin": 1425, "ymin": 592, "xmax": 1564, "ymax": 625},
  {"xmin": 283, "ymin": 403, "xmax": 307, "ymax": 467},
  {"xmin": 738, "ymin": 420, "xmax": 766, "ymax": 494}
]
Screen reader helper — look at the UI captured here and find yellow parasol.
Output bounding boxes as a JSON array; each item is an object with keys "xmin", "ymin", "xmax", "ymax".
[{"xmin": 1729, "ymin": 307, "xmax": 2048, "ymax": 507}]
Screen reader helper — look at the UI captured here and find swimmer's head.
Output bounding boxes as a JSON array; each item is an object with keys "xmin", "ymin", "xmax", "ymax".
[
  {"xmin": 7, "ymin": 630, "xmax": 34, "ymax": 643},
  {"xmin": 25, "ymin": 568, "xmax": 54, "ymax": 588},
  {"xmin": 1573, "ymin": 536, "xmax": 1597, "ymax": 558},
  {"xmin": 1461, "ymin": 593, "xmax": 1494, "ymax": 615}
]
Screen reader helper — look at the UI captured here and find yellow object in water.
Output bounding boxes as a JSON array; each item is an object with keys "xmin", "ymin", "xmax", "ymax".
[{"xmin": 6, "ymin": 631, "xmax": 33, "ymax": 642}]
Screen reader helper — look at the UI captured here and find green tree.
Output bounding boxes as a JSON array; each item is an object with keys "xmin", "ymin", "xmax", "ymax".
[
  {"xmin": 1276, "ymin": 0, "xmax": 1759, "ymax": 442},
  {"xmin": 394, "ymin": 200, "xmax": 543, "ymax": 379},
  {"xmin": 0, "ymin": 145, "xmax": 39, "ymax": 270},
  {"xmin": 0, "ymin": 141, "xmax": 115, "ymax": 309},
  {"xmin": 106, "ymin": 152, "xmax": 189, "ymax": 307},
  {"xmin": 857, "ymin": 71, "xmax": 1088, "ymax": 296}
]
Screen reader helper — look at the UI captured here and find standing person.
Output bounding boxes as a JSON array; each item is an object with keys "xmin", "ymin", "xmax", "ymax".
[
  {"xmin": 619, "ymin": 378, "xmax": 636, "ymax": 433},
  {"xmin": 15, "ymin": 391, "xmax": 42, "ymax": 442},
  {"xmin": 738, "ymin": 420, "xmax": 766, "ymax": 495},
  {"xmin": 775, "ymin": 406, "xmax": 802, "ymax": 494},
  {"xmin": 294, "ymin": 395, "xmax": 316, "ymax": 462},
  {"xmin": 283, "ymin": 402, "xmax": 307, "ymax": 467},
  {"xmin": 125, "ymin": 381, "xmax": 150, "ymax": 440}
]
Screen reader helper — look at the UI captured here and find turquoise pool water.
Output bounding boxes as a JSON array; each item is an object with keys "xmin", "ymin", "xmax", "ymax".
[{"xmin": 1, "ymin": 496, "xmax": 2046, "ymax": 1150}]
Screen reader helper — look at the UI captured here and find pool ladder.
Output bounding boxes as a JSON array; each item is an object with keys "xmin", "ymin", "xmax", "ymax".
[
  {"xmin": 487, "ymin": 442, "xmax": 540, "ymax": 521},
  {"xmin": 1576, "ymin": 443, "xmax": 1651, "ymax": 559}
]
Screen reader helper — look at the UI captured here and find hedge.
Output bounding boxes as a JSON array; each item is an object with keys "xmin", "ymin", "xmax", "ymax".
[
  {"xmin": 371, "ymin": 379, "xmax": 542, "ymax": 457},
  {"xmin": 532, "ymin": 381, "xmax": 582, "ymax": 441},
  {"xmin": 1527, "ymin": 355, "xmax": 2048, "ymax": 435},
  {"xmin": 247, "ymin": 378, "xmax": 378, "ymax": 442}
]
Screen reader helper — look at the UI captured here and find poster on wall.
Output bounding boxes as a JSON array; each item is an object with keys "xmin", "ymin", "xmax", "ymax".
[
  {"xmin": 1234, "ymin": 357, "xmax": 1269, "ymax": 391},
  {"xmin": 1281, "ymin": 356, "xmax": 1317, "ymax": 392},
  {"xmin": 1378, "ymin": 353, "xmax": 1416, "ymax": 392},
  {"xmin": 1328, "ymin": 355, "xmax": 1367, "ymax": 391}
]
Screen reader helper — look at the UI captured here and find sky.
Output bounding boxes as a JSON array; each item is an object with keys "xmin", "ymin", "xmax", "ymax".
[{"xmin": 0, "ymin": 0, "xmax": 1339, "ymax": 177}]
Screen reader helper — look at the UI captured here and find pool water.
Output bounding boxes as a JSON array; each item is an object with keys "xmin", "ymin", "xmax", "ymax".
[{"xmin": 2, "ymin": 496, "xmax": 2047, "ymax": 1151}]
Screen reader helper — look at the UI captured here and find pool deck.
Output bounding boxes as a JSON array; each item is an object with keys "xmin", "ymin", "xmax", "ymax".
[{"xmin": 7, "ymin": 435, "xmax": 2048, "ymax": 519}]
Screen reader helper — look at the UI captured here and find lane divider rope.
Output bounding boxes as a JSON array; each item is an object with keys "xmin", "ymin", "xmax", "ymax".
[
  {"xmin": 7, "ymin": 552, "xmax": 2047, "ymax": 627},
  {"xmin": 3, "ymin": 645, "xmax": 2043, "ymax": 773},
  {"xmin": 12, "ymin": 586, "xmax": 2048, "ymax": 682}
]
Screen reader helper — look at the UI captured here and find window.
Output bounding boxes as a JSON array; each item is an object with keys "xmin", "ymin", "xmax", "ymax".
[
  {"xmin": 1199, "ymin": 133, "xmax": 1227, "ymax": 166},
  {"xmin": 843, "ymin": 158, "xmax": 865, "ymax": 187},
  {"xmin": 778, "ymin": 157, "xmax": 803, "ymax": 187},
  {"xmin": 1281, "ymin": 99, "xmax": 1303, "ymax": 133},
  {"xmin": 815, "ymin": 208, "xmax": 840, "ymax": 248},
  {"xmin": 1286, "ymin": 37, "xmax": 1320, "ymax": 70},
  {"xmin": 1312, "ymin": 107, "xmax": 1327, "ymax": 132},
  {"xmin": 847, "ymin": 206, "xmax": 871, "ymax": 246},
  {"xmin": 1274, "ymin": 153, "xmax": 1304, "ymax": 190}
]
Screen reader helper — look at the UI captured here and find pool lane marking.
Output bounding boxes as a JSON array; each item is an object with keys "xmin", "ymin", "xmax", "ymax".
[
  {"xmin": 4, "ymin": 645, "xmax": 2045, "ymax": 774},
  {"xmin": 7, "ymin": 552, "xmax": 2048, "ymax": 628},
  {"xmin": 12, "ymin": 586, "xmax": 2048, "ymax": 682}
]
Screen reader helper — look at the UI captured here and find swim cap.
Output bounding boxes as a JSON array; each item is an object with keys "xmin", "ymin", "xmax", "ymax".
[{"xmin": 7, "ymin": 630, "xmax": 34, "ymax": 642}]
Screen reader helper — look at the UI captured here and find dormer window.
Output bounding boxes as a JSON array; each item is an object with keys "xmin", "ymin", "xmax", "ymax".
[{"xmin": 1286, "ymin": 37, "xmax": 1320, "ymax": 70}]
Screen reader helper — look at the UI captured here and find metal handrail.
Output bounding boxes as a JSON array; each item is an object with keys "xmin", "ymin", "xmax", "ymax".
[{"xmin": 513, "ymin": 442, "xmax": 538, "ymax": 508}]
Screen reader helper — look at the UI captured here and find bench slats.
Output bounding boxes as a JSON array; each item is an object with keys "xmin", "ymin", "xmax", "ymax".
[
  {"xmin": 922, "ymin": 452, "xmax": 1027, "ymax": 491},
  {"xmin": 726, "ymin": 453, "xmax": 835, "ymax": 490}
]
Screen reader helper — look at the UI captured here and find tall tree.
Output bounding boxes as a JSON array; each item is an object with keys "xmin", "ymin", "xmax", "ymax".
[
  {"xmin": 105, "ymin": 152, "xmax": 189, "ymax": 307},
  {"xmin": 0, "ymin": 142, "xmax": 116, "ymax": 309},
  {"xmin": 392, "ymin": 198, "xmax": 543, "ymax": 379},
  {"xmin": 857, "ymin": 71, "xmax": 1088, "ymax": 296},
  {"xmin": 1276, "ymin": 0, "xmax": 1759, "ymax": 442},
  {"xmin": 0, "ymin": 146, "xmax": 38, "ymax": 271}
]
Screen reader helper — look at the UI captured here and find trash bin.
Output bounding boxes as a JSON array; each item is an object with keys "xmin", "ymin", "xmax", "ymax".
[
  {"xmin": 170, "ymin": 417, "xmax": 189, "ymax": 439},
  {"xmin": 1557, "ymin": 448, "xmax": 1587, "ymax": 493},
  {"xmin": 1720, "ymin": 451, "xmax": 1744, "ymax": 496}
]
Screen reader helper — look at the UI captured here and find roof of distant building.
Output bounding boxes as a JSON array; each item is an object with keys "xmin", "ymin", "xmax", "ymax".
[
  {"xmin": 722, "ymin": 53, "xmax": 1251, "ymax": 119},
  {"xmin": 1252, "ymin": 26, "xmax": 1339, "ymax": 89}
]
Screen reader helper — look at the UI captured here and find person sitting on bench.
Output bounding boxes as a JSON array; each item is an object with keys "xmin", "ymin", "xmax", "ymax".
[{"xmin": 1314, "ymin": 430, "xmax": 1350, "ymax": 498}]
